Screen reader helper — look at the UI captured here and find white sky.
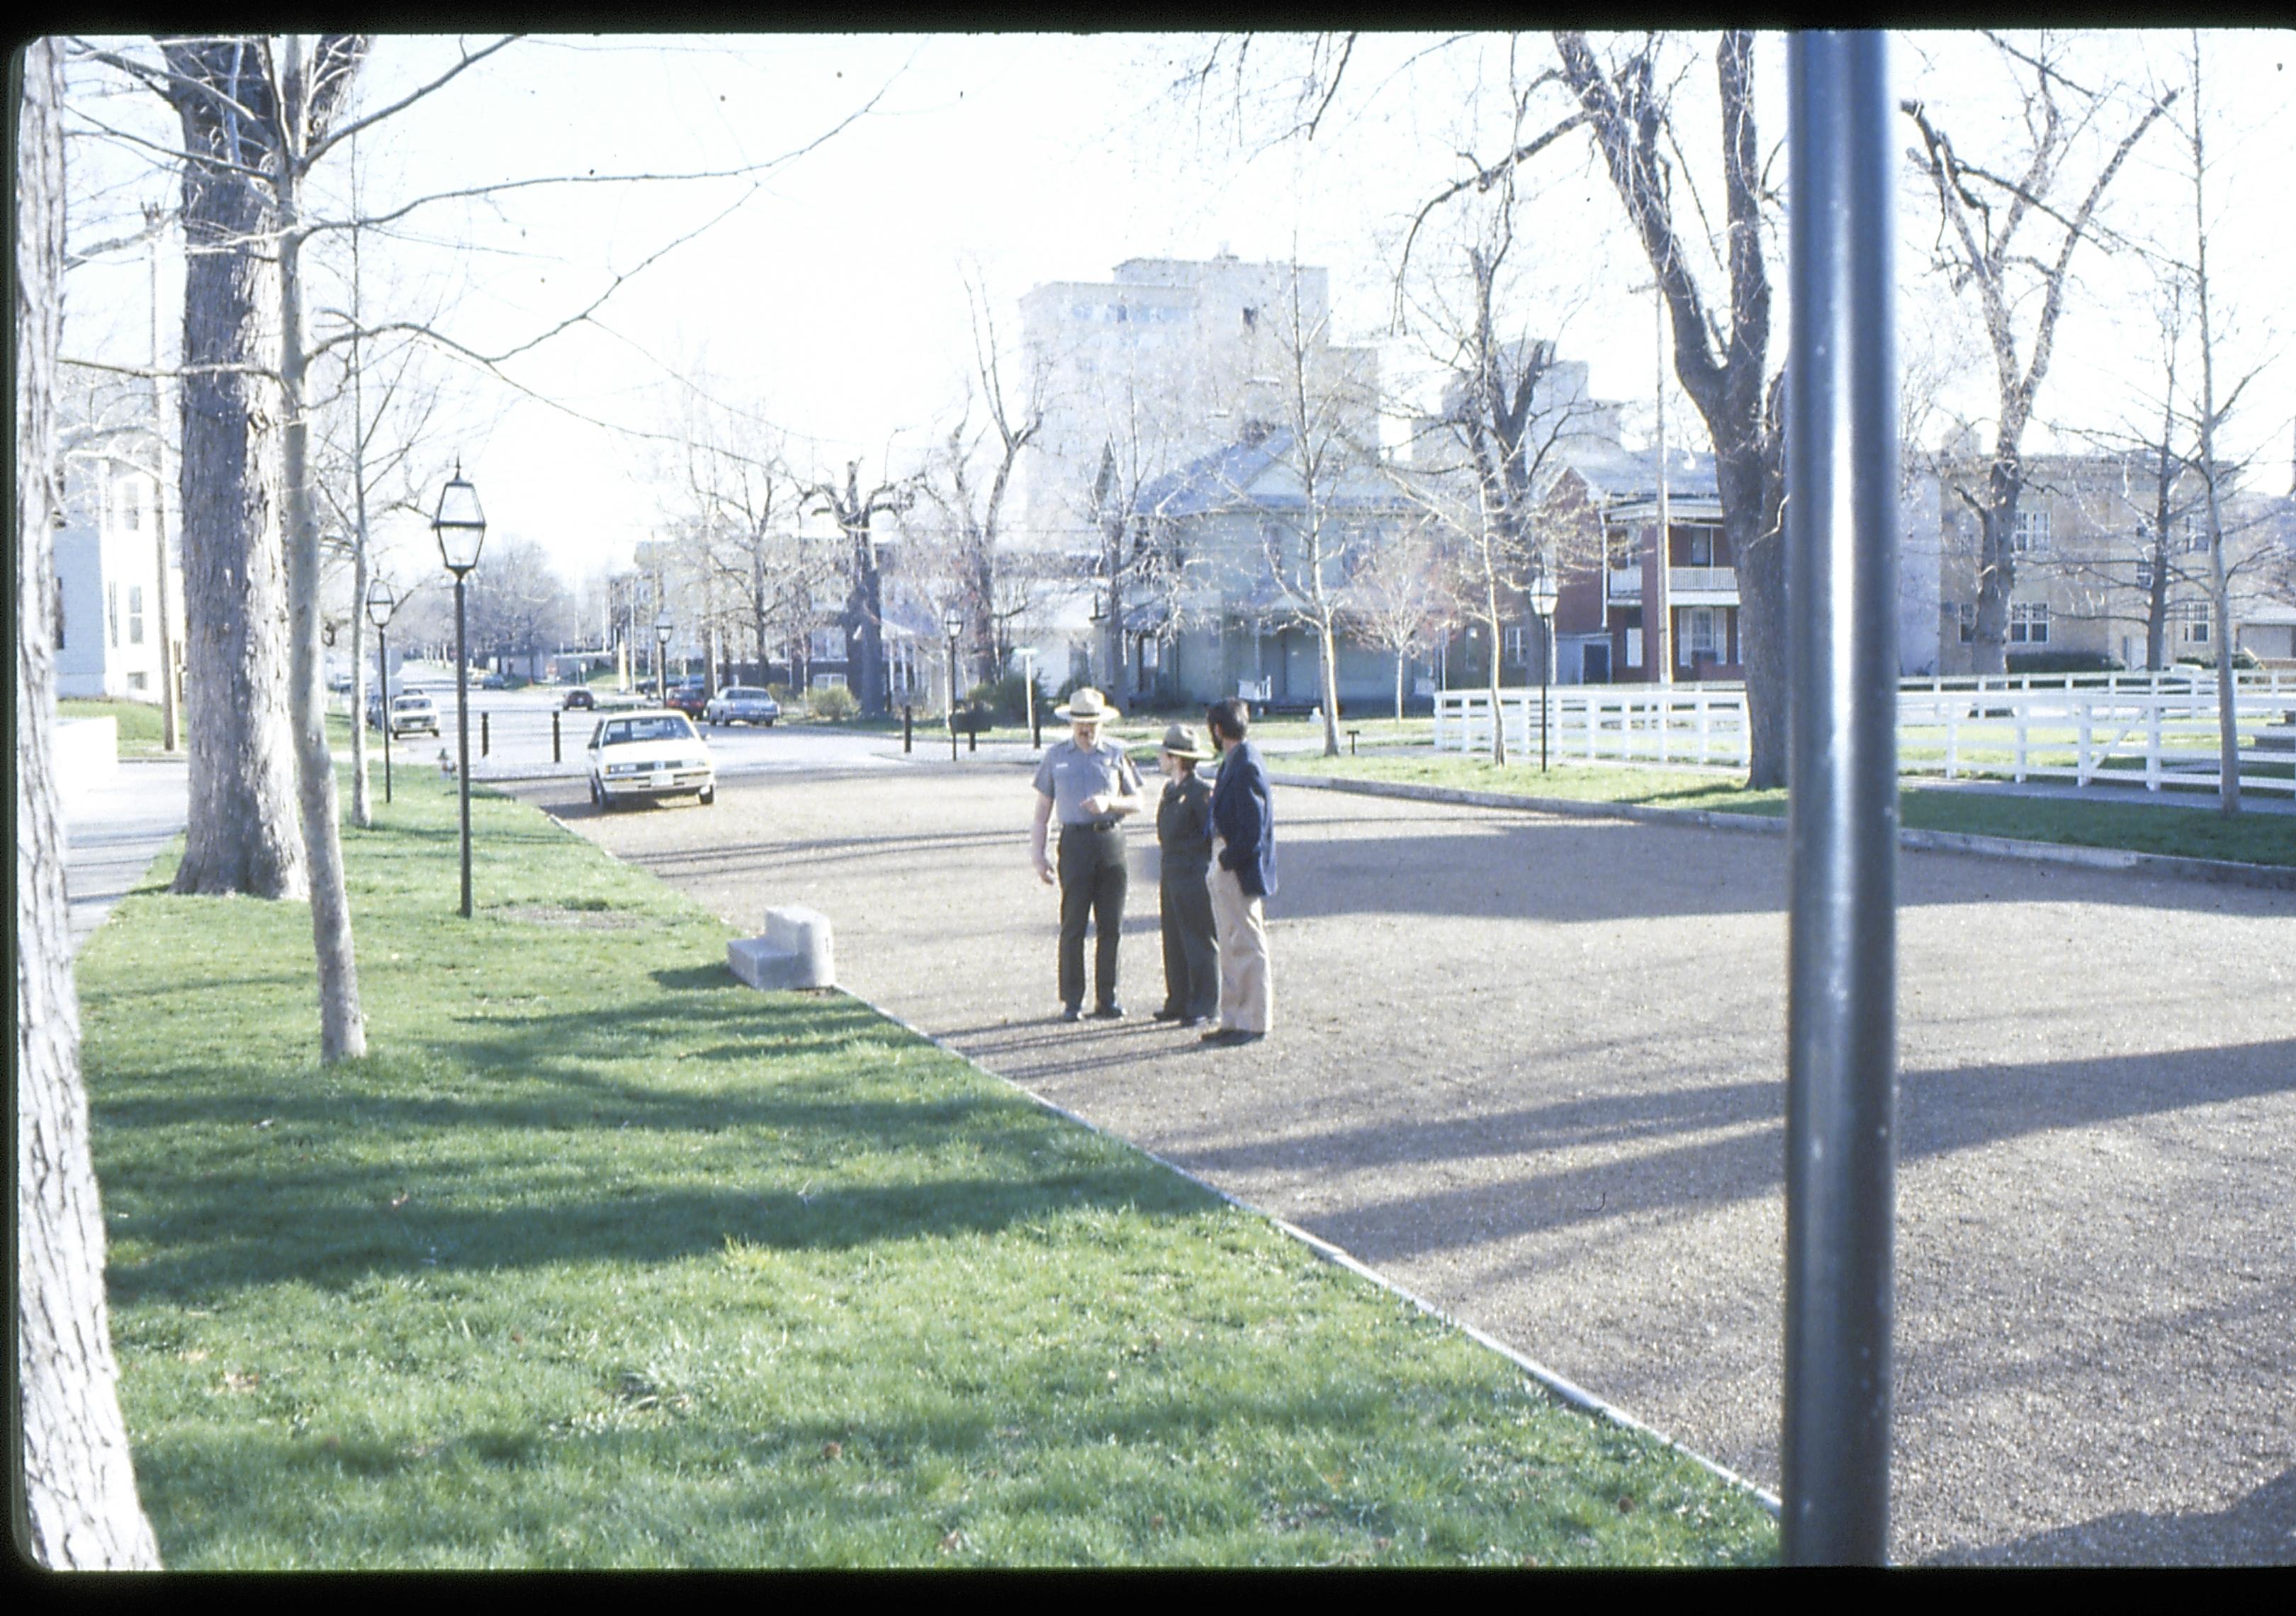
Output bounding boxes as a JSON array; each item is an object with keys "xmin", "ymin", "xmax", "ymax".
[{"xmin": 58, "ymin": 30, "xmax": 2296, "ymax": 588}]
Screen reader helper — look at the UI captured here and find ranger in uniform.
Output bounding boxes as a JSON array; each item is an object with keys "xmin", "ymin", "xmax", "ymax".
[{"xmin": 1030, "ymin": 687, "xmax": 1144, "ymax": 1021}]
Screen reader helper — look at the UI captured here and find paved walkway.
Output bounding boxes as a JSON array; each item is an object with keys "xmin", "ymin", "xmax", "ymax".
[
  {"xmin": 517, "ymin": 761, "xmax": 2296, "ymax": 1566},
  {"xmin": 61, "ymin": 757, "xmax": 188, "ymax": 958}
]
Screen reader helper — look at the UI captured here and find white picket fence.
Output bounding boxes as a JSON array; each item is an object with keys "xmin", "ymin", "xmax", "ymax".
[{"xmin": 1431, "ymin": 669, "xmax": 2296, "ymax": 797}]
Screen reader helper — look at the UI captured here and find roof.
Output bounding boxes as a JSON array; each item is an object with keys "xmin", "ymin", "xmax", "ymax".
[{"xmin": 1135, "ymin": 428, "xmax": 1409, "ymax": 520}]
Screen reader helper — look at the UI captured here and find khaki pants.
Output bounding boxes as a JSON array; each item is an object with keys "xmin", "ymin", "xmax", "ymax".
[{"xmin": 1208, "ymin": 840, "xmax": 1272, "ymax": 1034}]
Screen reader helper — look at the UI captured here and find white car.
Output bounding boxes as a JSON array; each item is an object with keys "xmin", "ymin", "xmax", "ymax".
[
  {"xmin": 371, "ymin": 692, "xmax": 439, "ymax": 738},
  {"xmin": 587, "ymin": 709, "xmax": 715, "ymax": 810}
]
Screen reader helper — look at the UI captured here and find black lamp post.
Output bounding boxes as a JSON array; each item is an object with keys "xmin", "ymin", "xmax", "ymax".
[
  {"xmin": 432, "ymin": 462, "xmax": 487, "ymax": 918},
  {"xmin": 655, "ymin": 608, "xmax": 674, "ymax": 706},
  {"xmin": 365, "ymin": 576, "xmax": 397, "ymax": 804},
  {"xmin": 1530, "ymin": 572, "xmax": 1560, "ymax": 773},
  {"xmin": 944, "ymin": 606, "xmax": 963, "ymax": 762}
]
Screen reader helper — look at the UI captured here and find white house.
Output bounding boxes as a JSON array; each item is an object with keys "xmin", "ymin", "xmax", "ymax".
[{"xmin": 54, "ymin": 448, "xmax": 179, "ymax": 703}]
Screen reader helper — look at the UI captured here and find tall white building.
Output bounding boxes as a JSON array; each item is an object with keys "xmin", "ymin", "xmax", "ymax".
[
  {"xmin": 1018, "ymin": 252, "xmax": 1381, "ymax": 556},
  {"xmin": 54, "ymin": 441, "xmax": 180, "ymax": 702}
]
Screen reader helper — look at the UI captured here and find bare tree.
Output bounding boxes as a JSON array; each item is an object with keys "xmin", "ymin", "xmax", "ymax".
[
  {"xmin": 1900, "ymin": 32, "xmax": 2176, "ymax": 678},
  {"xmin": 15, "ymin": 38, "xmax": 164, "ymax": 1569},
  {"xmin": 1349, "ymin": 513, "xmax": 1455, "ymax": 727},
  {"xmin": 804, "ymin": 459, "xmax": 915, "ymax": 718},
  {"xmin": 1555, "ymin": 29, "xmax": 1790, "ymax": 787},
  {"xmin": 916, "ymin": 279, "xmax": 1045, "ymax": 687},
  {"xmin": 1240, "ymin": 261, "xmax": 1380, "ymax": 758}
]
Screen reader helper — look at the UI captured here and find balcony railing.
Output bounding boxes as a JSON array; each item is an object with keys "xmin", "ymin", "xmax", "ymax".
[{"xmin": 1606, "ymin": 565, "xmax": 1739, "ymax": 601}]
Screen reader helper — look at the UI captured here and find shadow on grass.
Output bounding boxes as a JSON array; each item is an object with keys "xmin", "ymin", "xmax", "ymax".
[{"xmin": 96, "ymin": 980, "xmax": 1220, "ymax": 1304}]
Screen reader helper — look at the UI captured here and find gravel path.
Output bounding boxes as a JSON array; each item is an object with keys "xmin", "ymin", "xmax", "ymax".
[{"xmin": 513, "ymin": 760, "xmax": 2295, "ymax": 1565}]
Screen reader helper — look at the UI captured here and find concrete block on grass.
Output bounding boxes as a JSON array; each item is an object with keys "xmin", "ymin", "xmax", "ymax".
[{"xmin": 728, "ymin": 905, "xmax": 835, "ymax": 989}]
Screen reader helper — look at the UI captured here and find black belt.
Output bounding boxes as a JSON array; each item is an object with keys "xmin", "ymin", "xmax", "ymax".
[{"xmin": 1061, "ymin": 817, "xmax": 1125, "ymax": 834}]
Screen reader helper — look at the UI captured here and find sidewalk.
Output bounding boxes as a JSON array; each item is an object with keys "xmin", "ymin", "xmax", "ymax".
[{"xmin": 61, "ymin": 756, "xmax": 188, "ymax": 958}]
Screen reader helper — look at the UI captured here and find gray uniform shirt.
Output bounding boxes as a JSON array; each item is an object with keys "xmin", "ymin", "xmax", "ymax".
[{"xmin": 1034, "ymin": 736, "xmax": 1142, "ymax": 825}]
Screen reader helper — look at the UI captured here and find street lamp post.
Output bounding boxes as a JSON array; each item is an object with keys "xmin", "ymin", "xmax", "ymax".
[
  {"xmin": 432, "ymin": 463, "xmax": 488, "ymax": 919},
  {"xmin": 1530, "ymin": 571, "xmax": 1560, "ymax": 773},
  {"xmin": 655, "ymin": 608, "xmax": 673, "ymax": 706},
  {"xmin": 365, "ymin": 577, "xmax": 397, "ymax": 804},
  {"xmin": 944, "ymin": 607, "xmax": 963, "ymax": 762}
]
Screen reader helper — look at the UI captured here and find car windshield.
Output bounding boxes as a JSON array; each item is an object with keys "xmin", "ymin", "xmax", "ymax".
[
  {"xmin": 726, "ymin": 688, "xmax": 767, "ymax": 700},
  {"xmin": 393, "ymin": 696, "xmax": 429, "ymax": 709},
  {"xmin": 600, "ymin": 715, "xmax": 696, "ymax": 746}
]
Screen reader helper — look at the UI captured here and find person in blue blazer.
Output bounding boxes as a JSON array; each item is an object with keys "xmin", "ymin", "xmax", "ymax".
[{"xmin": 1203, "ymin": 696, "xmax": 1275, "ymax": 1045}]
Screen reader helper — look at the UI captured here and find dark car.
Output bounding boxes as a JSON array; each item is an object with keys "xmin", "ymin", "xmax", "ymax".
[
  {"xmin": 481, "ymin": 671, "xmax": 510, "ymax": 690},
  {"xmin": 663, "ymin": 679, "xmax": 709, "ymax": 717},
  {"xmin": 561, "ymin": 686, "xmax": 597, "ymax": 711}
]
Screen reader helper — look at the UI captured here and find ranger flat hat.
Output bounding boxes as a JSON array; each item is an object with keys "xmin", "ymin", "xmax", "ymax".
[
  {"xmin": 1054, "ymin": 686, "xmax": 1120, "ymax": 721},
  {"xmin": 1158, "ymin": 722, "xmax": 1213, "ymax": 761}
]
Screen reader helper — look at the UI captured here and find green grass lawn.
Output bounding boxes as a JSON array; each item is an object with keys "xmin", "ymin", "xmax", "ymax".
[
  {"xmin": 75, "ymin": 768, "xmax": 1774, "ymax": 1569},
  {"xmin": 1275, "ymin": 753, "xmax": 2296, "ymax": 868},
  {"xmin": 59, "ymin": 696, "xmax": 170, "ymax": 755}
]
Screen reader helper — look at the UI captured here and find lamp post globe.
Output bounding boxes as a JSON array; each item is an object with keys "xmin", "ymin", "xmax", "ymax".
[
  {"xmin": 654, "ymin": 608, "xmax": 674, "ymax": 705},
  {"xmin": 432, "ymin": 462, "xmax": 487, "ymax": 917}
]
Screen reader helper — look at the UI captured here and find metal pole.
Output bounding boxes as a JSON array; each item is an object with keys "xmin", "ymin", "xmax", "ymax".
[
  {"xmin": 454, "ymin": 575, "xmax": 473, "ymax": 919},
  {"xmin": 947, "ymin": 636, "xmax": 960, "ymax": 762},
  {"xmin": 378, "ymin": 623, "xmax": 392, "ymax": 803},
  {"xmin": 1784, "ymin": 30, "xmax": 1900, "ymax": 1566},
  {"xmin": 552, "ymin": 708, "xmax": 561, "ymax": 764},
  {"xmin": 1541, "ymin": 612, "xmax": 1552, "ymax": 773}
]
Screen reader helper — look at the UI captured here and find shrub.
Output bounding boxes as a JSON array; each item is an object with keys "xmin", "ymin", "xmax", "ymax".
[
  {"xmin": 2006, "ymin": 649, "xmax": 2122, "ymax": 674},
  {"xmin": 807, "ymin": 684, "xmax": 857, "ymax": 722},
  {"xmin": 969, "ymin": 673, "xmax": 1046, "ymax": 724},
  {"xmin": 2176, "ymin": 648, "xmax": 2261, "ymax": 671}
]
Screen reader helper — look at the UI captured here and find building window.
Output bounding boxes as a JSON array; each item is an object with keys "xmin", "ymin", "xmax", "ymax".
[
  {"xmin": 1241, "ymin": 306, "xmax": 1258, "ymax": 330},
  {"xmin": 1503, "ymin": 624, "xmax": 1529, "ymax": 666},
  {"xmin": 2181, "ymin": 513, "xmax": 2210, "ymax": 552},
  {"xmin": 1958, "ymin": 602, "xmax": 1976, "ymax": 644},
  {"xmin": 128, "ymin": 671, "xmax": 148, "ymax": 691},
  {"xmin": 54, "ymin": 576, "xmax": 66, "ymax": 649},
  {"xmin": 1686, "ymin": 529, "xmax": 1714, "ymax": 566},
  {"xmin": 128, "ymin": 584, "xmax": 145, "ymax": 645},
  {"xmin": 2012, "ymin": 509, "xmax": 2050, "ymax": 554},
  {"xmin": 2009, "ymin": 602, "xmax": 2050, "ymax": 644},
  {"xmin": 1625, "ymin": 626, "xmax": 1644, "ymax": 668},
  {"xmin": 2134, "ymin": 554, "xmax": 2154, "ymax": 590},
  {"xmin": 1684, "ymin": 607, "xmax": 1718, "ymax": 663},
  {"xmin": 2178, "ymin": 602, "xmax": 2210, "ymax": 644},
  {"xmin": 810, "ymin": 627, "xmax": 845, "ymax": 661},
  {"xmin": 123, "ymin": 476, "xmax": 143, "ymax": 532},
  {"xmin": 810, "ymin": 671, "xmax": 848, "ymax": 690},
  {"xmin": 108, "ymin": 582, "xmax": 120, "ymax": 648}
]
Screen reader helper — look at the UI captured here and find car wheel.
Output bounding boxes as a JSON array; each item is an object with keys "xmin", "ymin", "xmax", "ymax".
[
  {"xmin": 699, "ymin": 784, "xmax": 715, "ymax": 806},
  {"xmin": 589, "ymin": 778, "xmax": 603, "ymax": 809}
]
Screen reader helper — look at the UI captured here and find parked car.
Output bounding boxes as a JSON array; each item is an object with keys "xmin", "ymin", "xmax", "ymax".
[
  {"xmin": 663, "ymin": 678, "xmax": 710, "ymax": 717},
  {"xmin": 369, "ymin": 692, "xmax": 441, "ymax": 738},
  {"xmin": 587, "ymin": 709, "xmax": 714, "ymax": 809},
  {"xmin": 561, "ymin": 686, "xmax": 597, "ymax": 711},
  {"xmin": 703, "ymin": 685, "xmax": 781, "ymax": 727},
  {"xmin": 480, "ymin": 671, "xmax": 510, "ymax": 690}
]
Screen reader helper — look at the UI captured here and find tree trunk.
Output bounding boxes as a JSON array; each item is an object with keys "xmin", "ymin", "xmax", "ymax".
[
  {"xmin": 16, "ymin": 41, "xmax": 166, "ymax": 1569},
  {"xmin": 277, "ymin": 103, "xmax": 368, "ymax": 1060},
  {"xmin": 165, "ymin": 50, "xmax": 305, "ymax": 899}
]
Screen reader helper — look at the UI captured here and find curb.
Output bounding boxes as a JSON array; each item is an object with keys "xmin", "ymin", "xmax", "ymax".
[
  {"xmin": 1268, "ymin": 771, "xmax": 2296, "ymax": 892},
  {"xmin": 853, "ymin": 995, "xmax": 1784, "ymax": 1522}
]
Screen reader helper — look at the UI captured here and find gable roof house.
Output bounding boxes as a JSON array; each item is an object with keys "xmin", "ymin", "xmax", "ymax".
[{"xmin": 1129, "ymin": 423, "xmax": 1419, "ymax": 712}]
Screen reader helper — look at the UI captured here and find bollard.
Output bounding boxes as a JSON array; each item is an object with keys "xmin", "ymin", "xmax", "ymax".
[
  {"xmin": 969, "ymin": 721, "xmax": 977, "ymax": 753},
  {"xmin": 1031, "ymin": 702, "xmax": 1042, "ymax": 750},
  {"xmin": 904, "ymin": 705, "xmax": 913, "ymax": 753},
  {"xmin": 1346, "ymin": 727, "xmax": 1360, "ymax": 756},
  {"xmin": 481, "ymin": 710, "xmax": 490, "ymax": 757},
  {"xmin": 552, "ymin": 709, "xmax": 561, "ymax": 763}
]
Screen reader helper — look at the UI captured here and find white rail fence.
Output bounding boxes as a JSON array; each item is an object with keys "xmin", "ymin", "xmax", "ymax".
[{"xmin": 1431, "ymin": 669, "xmax": 2296, "ymax": 797}]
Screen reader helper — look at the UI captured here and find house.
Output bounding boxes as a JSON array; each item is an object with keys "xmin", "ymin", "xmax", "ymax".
[
  {"xmin": 54, "ymin": 444, "xmax": 181, "ymax": 703},
  {"xmin": 1129, "ymin": 424, "xmax": 1417, "ymax": 712},
  {"xmin": 1923, "ymin": 449, "xmax": 2277, "ymax": 673}
]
